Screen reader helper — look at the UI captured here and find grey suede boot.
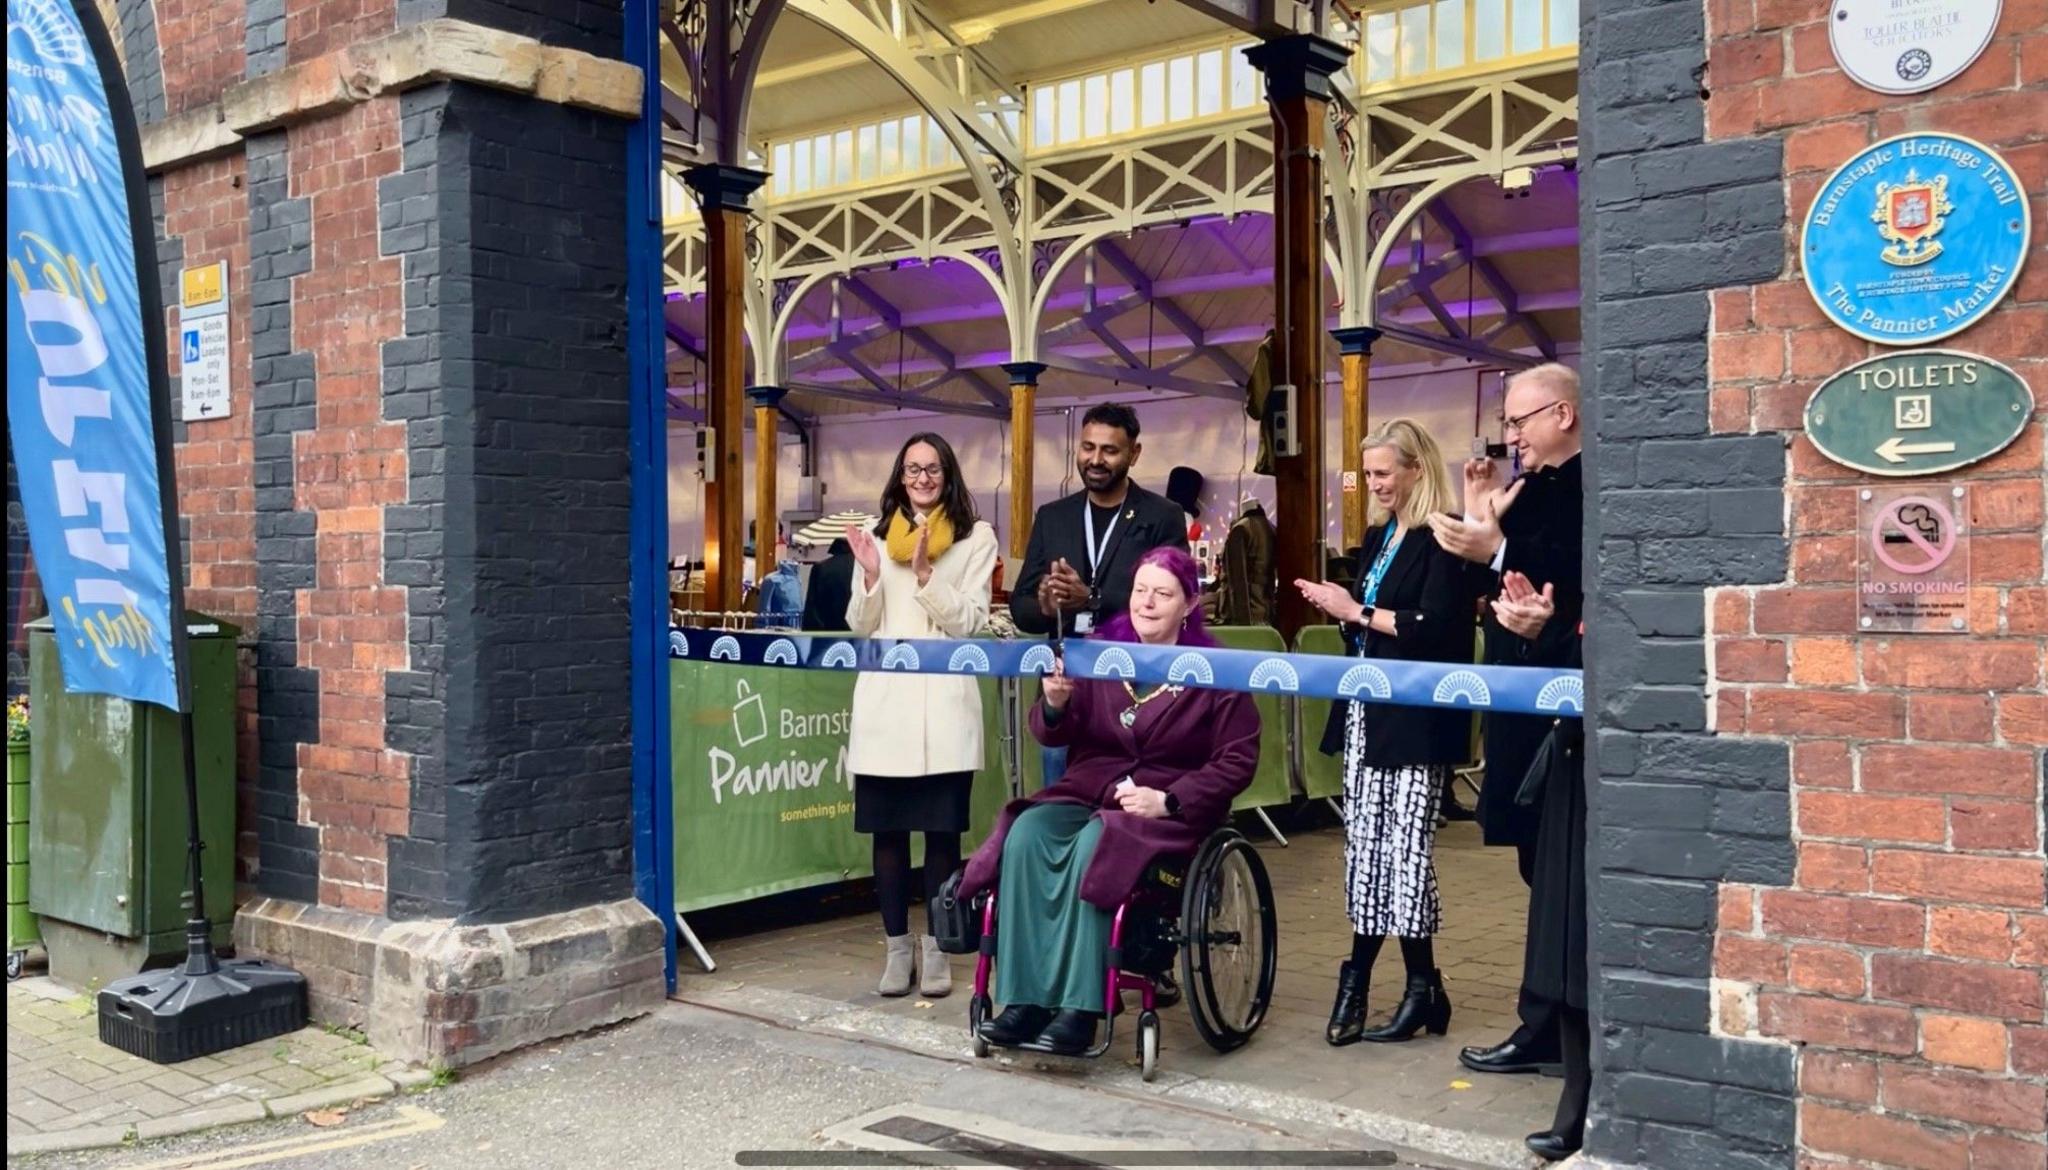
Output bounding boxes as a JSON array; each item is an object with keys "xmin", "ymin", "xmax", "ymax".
[
  {"xmin": 919, "ymin": 934, "xmax": 952, "ymax": 998},
  {"xmin": 879, "ymin": 934, "xmax": 915, "ymax": 997}
]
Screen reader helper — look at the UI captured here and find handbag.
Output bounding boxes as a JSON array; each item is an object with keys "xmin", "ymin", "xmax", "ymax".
[
  {"xmin": 929, "ymin": 868, "xmax": 984, "ymax": 955},
  {"xmin": 1515, "ymin": 716, "xmax": 1584, "ymax": 808}
]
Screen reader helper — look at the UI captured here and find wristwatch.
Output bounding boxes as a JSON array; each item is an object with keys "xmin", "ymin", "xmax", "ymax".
[{"xmin": 1163, "ymin": 791, "xmax": 1183, "ymax": 817}]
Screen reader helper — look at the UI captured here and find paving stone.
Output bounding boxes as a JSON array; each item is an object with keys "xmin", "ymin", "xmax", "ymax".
[
  {"xmin": 687, "ymin": 820, "xmax": 1554, "ymax": 1147},
  {"xmin": 8, "ymin": 980, "xmax": 401, "ymax": 1152}
]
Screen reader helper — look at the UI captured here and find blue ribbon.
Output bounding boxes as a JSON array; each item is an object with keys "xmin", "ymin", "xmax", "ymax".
[{"xmin": 668, "ymin": 628, "xmax": 1585, "ymax": 718}]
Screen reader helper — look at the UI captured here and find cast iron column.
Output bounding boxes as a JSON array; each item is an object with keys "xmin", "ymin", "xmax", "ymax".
[
  {"xmin": 747, "ymin": 385, "xmax": 786, "ymax": 570},
  {"xmin": 1331, "ymin": 325, "xmax": 1382, "ymax": 554},
  {"xmin": 1002, "ymin": 360, "xmax": 1046, "ymax": 561},
  {"xmin": 683, "ymin": 164, "xmax": 767, "ymax": 613}
]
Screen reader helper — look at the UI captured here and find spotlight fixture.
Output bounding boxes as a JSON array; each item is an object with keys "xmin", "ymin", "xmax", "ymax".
[{"xmin": 1501, "ymin": 166, "xmax": 1535, "ymax": 197}]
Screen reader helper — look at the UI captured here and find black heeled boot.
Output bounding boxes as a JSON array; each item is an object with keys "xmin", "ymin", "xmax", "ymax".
[
  {"xmin": 1326, "ymin": 961, "xmax": 1368, "ymax": 1047},
  {"xmin": 1361, "ymin": 969, "xmax": 1451, "ymax": 1042}
]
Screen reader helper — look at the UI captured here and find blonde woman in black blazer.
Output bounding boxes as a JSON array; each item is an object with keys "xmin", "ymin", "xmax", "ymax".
[{"xmin": 1295, "ymin": 418, "xmax": 1473, "ymax": 1046}]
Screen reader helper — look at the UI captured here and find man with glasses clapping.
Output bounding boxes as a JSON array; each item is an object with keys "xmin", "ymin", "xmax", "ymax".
[{"xmin": 1425, "ymin": 361, "xmax": 1585, "ymax": 1081}]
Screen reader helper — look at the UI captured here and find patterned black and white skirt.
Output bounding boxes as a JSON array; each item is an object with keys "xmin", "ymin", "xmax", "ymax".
[{"xmin": 1341, "ymin": 702, "xmax": 1446, "ymax": 938}]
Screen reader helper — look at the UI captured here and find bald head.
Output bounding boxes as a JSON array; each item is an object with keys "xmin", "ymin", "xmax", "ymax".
[{"xmin": 1503, "ymin": 362, "xmax": 1582, "ymax": 469}]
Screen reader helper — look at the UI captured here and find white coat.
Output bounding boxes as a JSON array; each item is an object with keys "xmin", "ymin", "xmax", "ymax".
[{"xmin": 845, "ymin": 518, "xmax": 997, "ymax": 778}]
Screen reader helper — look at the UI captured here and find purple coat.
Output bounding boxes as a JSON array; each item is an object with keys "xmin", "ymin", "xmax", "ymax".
[{"xmin": 960, "ymin": 674, "xmax": 1260, "ymax": 910}]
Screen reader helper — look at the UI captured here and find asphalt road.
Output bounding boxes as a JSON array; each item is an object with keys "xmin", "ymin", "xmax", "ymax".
[{"xmin": 14, "ymin": 1002, "xmax": 1448, "ymax": 1170}]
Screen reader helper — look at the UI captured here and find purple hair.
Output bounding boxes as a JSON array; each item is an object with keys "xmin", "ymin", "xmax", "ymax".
[{"xmin": 1095, "ymin": 546, "xmax": 1217, "ymax": 648}]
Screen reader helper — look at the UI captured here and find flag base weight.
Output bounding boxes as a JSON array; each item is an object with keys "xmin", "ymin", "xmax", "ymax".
[{"xmin": 97, "ymin": 919, "xmax": 307, "ymax": 1064}]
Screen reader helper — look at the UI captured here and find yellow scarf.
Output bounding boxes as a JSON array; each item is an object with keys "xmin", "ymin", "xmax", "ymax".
[{"xmin": 884, "ymin": 508, "xmax": 957, "ymax": 564}]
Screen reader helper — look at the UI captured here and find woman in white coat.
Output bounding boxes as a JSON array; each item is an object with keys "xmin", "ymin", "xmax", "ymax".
[{"xmin": 845, "ymin": 432, "xmax": 998, "ymax": 998}]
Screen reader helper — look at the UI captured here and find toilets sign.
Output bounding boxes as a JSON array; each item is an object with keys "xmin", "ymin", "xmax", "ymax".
[{"xmin": 1804, "ymin": 350, "xmax": 2034, "ymax": 477}]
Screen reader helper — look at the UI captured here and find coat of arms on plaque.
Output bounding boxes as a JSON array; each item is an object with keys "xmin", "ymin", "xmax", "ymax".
[{"xmin": 1871, "ymin": 170, "xmax": 1952, "ymax": 267}]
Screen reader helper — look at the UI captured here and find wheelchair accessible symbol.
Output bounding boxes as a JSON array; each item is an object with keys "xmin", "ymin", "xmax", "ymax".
[{"xmin": 1870, "ymin": 495, "xmax": 1956, "ymax": 575}]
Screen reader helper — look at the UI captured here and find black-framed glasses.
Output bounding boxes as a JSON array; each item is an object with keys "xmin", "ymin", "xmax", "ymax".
[
  {"xmin": 902, "ymin": 464, "xmax": 943, "ymax": 483},
  {"xmin": 1503, "ymin": 401, "xmax": 1563, "ymax": 434}
]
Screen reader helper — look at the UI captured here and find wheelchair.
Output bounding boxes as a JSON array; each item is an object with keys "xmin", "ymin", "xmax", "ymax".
[{"xmin": 966, "ymin": 826, "xmax": 1278, "ymax": 1082}]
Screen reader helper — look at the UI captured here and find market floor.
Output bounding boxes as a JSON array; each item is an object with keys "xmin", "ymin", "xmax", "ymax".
[{"xmin": 676, "ymin": 814, "xmax": 1558, "ymax": 1168}]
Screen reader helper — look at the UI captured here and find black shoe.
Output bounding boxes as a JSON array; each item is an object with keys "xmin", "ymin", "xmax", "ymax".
[
  {"xmin": 1326, "ymin": 961, "xmax": 1368, "ymax": 1047},
  {"xmin": 1034, "ymin": 1009, "xmax": 1100, "ymax": 1056},
  {"xmin": 1362, "ymin": 968, "xmax": 1451, "ymax": 1043},
  {"xmin": 1525, "ymin": 1130, "xmax": 1583, "ymax": 1162},
  {"xmin": 1440, "ymin": 798, "xmax": 1477, "ymax": 822},
  {"xmin": 1460, "ymin": 1035, "xmax": 1563, "ymax": 1075},
  {"xmin": 1153, "ymin": 973, "xmax": 1182, "ymax": 1009},
  {"xmin": 979, "ymin": 1005, "xmax": 1054, "ymax": 1047}
]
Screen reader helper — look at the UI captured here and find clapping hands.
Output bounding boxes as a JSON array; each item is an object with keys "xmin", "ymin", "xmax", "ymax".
[
  {"xmin": 1491, "ymin": 570, "xmax": 1555, "ymax": 640},
  {"xmin": 846, "ymin": 524, "xmax": 881, "ymax": 588},
  {"xmin": 1426, "ymin": 460, "xmax": 1526, "ymax": 565}
]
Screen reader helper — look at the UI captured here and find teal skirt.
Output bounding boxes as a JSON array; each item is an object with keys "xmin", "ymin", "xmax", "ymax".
[{"xmin": 994, "ymin": 803, "xmax": 1112, "ymax": 1013}]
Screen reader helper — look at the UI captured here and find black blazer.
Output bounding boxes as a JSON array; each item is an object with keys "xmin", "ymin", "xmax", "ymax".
[
  {"xmin": 1318, "ymin": 521, "xmax": 1475, "ymax": 769},
  {"xmin": 1473, "ymin": 453, "xmax": 1584, "ymax": 846},
  {"xmin": 1010, "ymin": 482, "xmax": 1190, "ymax": 635}
]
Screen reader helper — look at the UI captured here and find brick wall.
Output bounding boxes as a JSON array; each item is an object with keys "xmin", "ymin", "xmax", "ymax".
[
  {"xmin": 245, "ymin": 131, "xmax": 323, "ymax": 901},
  {"xmin": 163, "ymin": 155, "xmax": 262, "ymax": 883},
  {"xmin": 1579, "ymin": 0, "xmax": 1801, "ymax": 1164},
  {"xmin": 287, "ymin": 100, "xmax": 411, "ymax": 914},
  {"xmin": 375, "ymin": 82, "xmax": 635, "ymax": 923},
  {"xmin": 139, "ymin": 2, "xmax": 635, "ymax": 925},
  {"xmin": 396, "ymin": 0, "xmax": 622, "ymax": 57},
  {"xmin": 286, "ymin": 0, "xmax": 397, "ymax": 66},
  {"xmin": 115, "ymin": 0, "xmax": 166, "ymax": 124},
  {"xmin": 154, "ymin": 0, "xmax": 246, "ymax": 117},
  {"xmin": 1696, "ymin": 6, "xmax": 2048, "ymax": 1169}
]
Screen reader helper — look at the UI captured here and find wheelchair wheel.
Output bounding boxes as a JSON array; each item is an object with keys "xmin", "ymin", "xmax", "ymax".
[
  {"xmin": 1178, "ymin": 830, "xmax": 1276, "ymax": 1053},
  {"xmin": 969, "ymin": 994, "xmax": 992, "ymax": 1059},
  {"xmin": 1137, "ymin": 1010, "xmax": 1161, "ymax": 1082}
]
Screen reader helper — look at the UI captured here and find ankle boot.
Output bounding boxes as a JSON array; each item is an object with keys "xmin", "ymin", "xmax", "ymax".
[
  {"xmin": 878, "ymin": 934, "xmax": 915, "ymax": 997},
  {"xmin": 1361, "ymin": 968, "xmax": 1451, "ymax": 1042},
  {"xmin": 918, "ymin": 934, "xmax": 952, "ymax": 998},
  {"xmin": 1326, "ymin": 961, "xmax": 1369, "ymax": 1046}
]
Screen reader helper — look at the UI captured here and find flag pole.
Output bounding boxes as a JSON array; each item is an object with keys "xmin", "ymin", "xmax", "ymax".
[{"xmin": 71, "ymin": 0, "xmax": 306, "ymax": 1063}]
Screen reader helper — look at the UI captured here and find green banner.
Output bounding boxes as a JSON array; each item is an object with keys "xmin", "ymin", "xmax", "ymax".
[
  {"xmin": 672, "ymin": 657, "xmax": 1008, "ymax": 913},
  {"xmin": 1294, "ymin": 625, "xmax": 1347, "ymax": 801},
  {"xmin": 1210, "ymin": 626, "xmax": 1295, "ymax": 813}
]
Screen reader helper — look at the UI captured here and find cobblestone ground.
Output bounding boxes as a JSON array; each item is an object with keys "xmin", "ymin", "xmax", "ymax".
[
  {"xmin": 5, "ymin": 978, "xmax": 415, "ymax": 1155},
  {"xmin": 680, "ymin": 817, "xmax": 1559, "ymax": 1163}
]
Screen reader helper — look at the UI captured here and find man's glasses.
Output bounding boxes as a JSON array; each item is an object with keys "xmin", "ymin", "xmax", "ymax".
[
  {"xmin": 1503, "ymin": 401, "xmax": 1562, "ymax": 434},
  {"xmin": 902, "ymin": 464, "xmax": 943, "ymax": 483}
]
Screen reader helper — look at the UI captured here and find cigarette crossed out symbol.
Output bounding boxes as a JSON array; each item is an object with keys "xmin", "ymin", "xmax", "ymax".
[{"xmin": 1870, "ymin": 495, "xmax": 1957, "ymax": 576}]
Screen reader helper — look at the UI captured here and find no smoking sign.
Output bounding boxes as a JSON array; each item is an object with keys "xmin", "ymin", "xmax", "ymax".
[{"xmin": 1858, "ymin": 485, "xmax": 1970, "ymax": 633}]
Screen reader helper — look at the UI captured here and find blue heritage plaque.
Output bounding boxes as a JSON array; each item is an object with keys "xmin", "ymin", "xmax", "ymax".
[{"xmin": 1801, "ymin": 133, "xmax": 2031, "ymax": 346}]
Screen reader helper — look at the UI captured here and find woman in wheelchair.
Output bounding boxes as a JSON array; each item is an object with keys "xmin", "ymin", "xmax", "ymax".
[{"xmin": 958, "ymin": 547, "xmax": 1260, "ymax": 1056}]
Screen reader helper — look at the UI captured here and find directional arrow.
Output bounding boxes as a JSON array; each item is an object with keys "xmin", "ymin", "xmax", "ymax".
[{"xmin": 1875, "ymin": 436, "xmax": 1957, "ymax": 464}]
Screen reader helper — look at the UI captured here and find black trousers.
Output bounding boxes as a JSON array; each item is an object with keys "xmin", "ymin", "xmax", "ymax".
[{"xmin": 1513, "ymin": 839, "xmax": 1561, "ymax": 1052}]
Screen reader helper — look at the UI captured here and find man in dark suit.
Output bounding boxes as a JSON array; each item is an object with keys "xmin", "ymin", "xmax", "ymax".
[
  {"xmin": 1010, "ymin": 403, "xmax": 1189, "ymax": 638},
  {"xmin": 1010, "ymin": 403, "xmax": 1189, "ymax": 784},
  {"xmin": 799, "ymin": 538, "xmax": 856, "ymax": 632},
  {"xmin": 1428, "ymin": 362, "xmax": 1584, "ymax": 1078}
]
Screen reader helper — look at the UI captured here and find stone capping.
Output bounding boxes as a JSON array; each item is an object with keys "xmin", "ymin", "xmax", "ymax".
[
  {"xmin": 140, "ymin": 19, "xmax": 643, "ymax": 173},
  {"xmin": 235, "ymin": 895, "xmax": 667, "ymax": 1069}
]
